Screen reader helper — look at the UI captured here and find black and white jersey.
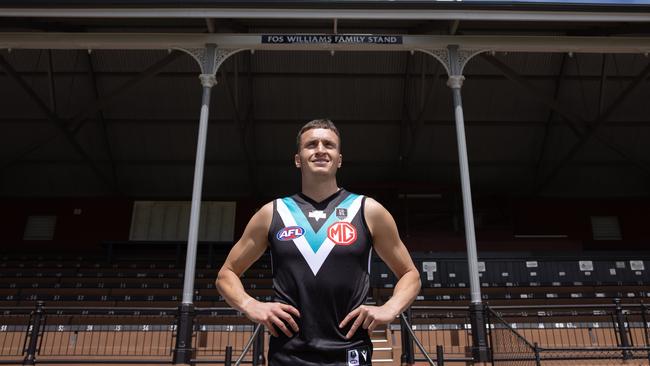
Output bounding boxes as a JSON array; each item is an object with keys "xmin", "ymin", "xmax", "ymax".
[{"xmin": 267, "ymin": 189, "xmax": 374, "ymax": 366}]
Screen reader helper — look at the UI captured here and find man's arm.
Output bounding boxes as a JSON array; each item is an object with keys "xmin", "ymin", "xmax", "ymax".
[
  {"xmin": 339, "ymin": 197, "xmax": 421, "ymax": 338},
  {"xmin": 216, "ymin": 202, "xmax": 300, "ymax": 337}
]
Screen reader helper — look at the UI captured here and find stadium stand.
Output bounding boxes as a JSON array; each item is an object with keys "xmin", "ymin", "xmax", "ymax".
[
  {"xmin": 0, "ymin": 249, "xmax": 648, "ymax": 365},
  {"xmin": 3, "ymin": 0, "xmax": 650, "ymax": 362},
  {"xmin": 2, "ymin": 251, "xmax": 647, "ymax": 309}
]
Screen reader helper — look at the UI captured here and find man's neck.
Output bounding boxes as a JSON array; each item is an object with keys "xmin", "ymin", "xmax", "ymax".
[{"xmin": 300, "ymin": 176, "xmax": 340, "ymax": 203}]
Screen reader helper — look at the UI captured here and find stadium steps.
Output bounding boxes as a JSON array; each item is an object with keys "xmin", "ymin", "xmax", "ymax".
[{"xmin": 371, "ymin": 327, "xmax": 395, "ymax": 364}]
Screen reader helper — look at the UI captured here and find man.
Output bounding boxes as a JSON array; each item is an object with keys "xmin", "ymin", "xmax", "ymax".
[{"xmin": 216, "ymin": 119, "xmax": 420, "ymax": 365}]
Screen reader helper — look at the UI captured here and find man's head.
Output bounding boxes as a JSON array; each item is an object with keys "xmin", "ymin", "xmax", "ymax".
[
  {"xmin": 294, "ymin": 119, "xmax": 342, "ymax": 175},
  {"xmin": 295, "ymin": 119, "xmax": 340, "ymax": 152}
]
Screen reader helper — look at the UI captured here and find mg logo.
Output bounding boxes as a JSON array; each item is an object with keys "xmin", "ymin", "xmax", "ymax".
[{"xmin": 327, "ymin": 222, "xmax": 357, "ymax": 246}]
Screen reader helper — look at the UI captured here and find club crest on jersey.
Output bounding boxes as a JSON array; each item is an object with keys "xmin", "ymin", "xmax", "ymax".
[
  {"xmin": 327, "ymin": 222, "xmax": 357, "ymax": 246},
  {"xmin": 276, "ymin": 226, "xmax": 305, "ymax": 241},
  {"xmin": 336, "ymin": 207, "xmax": 347, "ymax": 220}
]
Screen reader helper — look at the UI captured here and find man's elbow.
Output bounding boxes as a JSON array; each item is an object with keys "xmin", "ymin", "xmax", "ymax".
[
  {"xmin": 215, "ymin": 268, "xmax": 229, "ymax": 295},
  {"xmin": 407, "ymin": 267, "xmax": 421, "ymax": 290},
  {"xmin": 413, "ymin": 269, "xmax": 422, "ymax": 287},
  {"xmin": 397, "ymin": 267, "xmax": 421, "ymax": 287}
]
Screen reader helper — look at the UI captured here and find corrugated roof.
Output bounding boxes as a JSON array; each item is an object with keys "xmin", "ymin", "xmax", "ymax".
[{"xmin": 1, "ymin": 16, "xmax": 649, "ymax": 198}]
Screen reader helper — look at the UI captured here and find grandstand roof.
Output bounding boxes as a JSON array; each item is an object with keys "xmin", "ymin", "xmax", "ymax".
[{"xmin": 1, "ymin": 1, "xmax": 649, "ymax": 199}]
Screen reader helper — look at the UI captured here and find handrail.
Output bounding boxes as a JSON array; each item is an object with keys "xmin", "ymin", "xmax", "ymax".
[
  {"xmin": 411, "ymin": 303, "xmax": 645, "ymax": 311},
  {"xmin": 488, "ymin": 304, "xmax": 619, "ymax": 310},
  {"xmin": 541, "ymin": 346, "xmax": 650, "ymax": 351},
  {"xmin": 400, "ymin": 312, "xmax": 437, "ymax": 366},
  {"xmin": 234, "ymin": 323, "xmax": 263, "ymax": 366},
  {"xmin": 410, "ymin": 303, "xmax": 649, "ymax": 313},
  {"xmin": 410, "ymin": 305, "xmax": 474, "ymax": 311},
  {"xmin": 41, "ymin": 306, "xmax": 179, "ymax": 312},
  {"xmin": 485, "ymin": 306, "xmax": 537, "ymax": 351}
]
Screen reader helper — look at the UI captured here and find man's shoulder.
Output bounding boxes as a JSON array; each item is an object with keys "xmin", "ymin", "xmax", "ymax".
[
  {"xmin": 254, "ymin": 201, "xmax": 275, "ymax": 218},
  {"xmin": 362, "ymin": 196, "xmax": 388, "ymax": 216}
]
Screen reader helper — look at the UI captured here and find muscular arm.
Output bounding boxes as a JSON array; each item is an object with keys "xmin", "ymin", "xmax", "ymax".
[
  {"xmin": 365, "ymin": 197, "xmax": 421, "ymax": 316},
  {"xmin": 216, "ymin": 202, "xmax": 300, "ymax": 337},
  {"xmin": 339, "ymin": 197, "xmax": 421, "ymax": 338},
  {"xmin": 216, "ymin": 202, "xmax": 272, "ymax": 311}
]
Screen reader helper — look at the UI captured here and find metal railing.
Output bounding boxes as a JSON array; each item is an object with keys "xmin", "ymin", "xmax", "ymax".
[
  {"xmin": 192, "ymin": 308, "xmax": 263, "ymax": 365},
  {"xmin": 0, "ymin": 303, "xmax": 264, "ymax": 365},
  {"xmin": 2, "ymin": 300, "xmax": 649, "ymax": 365},
  {"xmin": 485, "ymin": 301, "xmax": 650, "ymax": 364},
  {"xmin": 400, "ymin": 306, "xmax": 479, "ymax": 365},
  {"xmin": 486, "ymin": 306, "xmax": 541, "ymax": 366},
  {"xmin": 0, "ymin": 309, "xmax": 31, "ymax": 363},
  {"xmin": 191, "ymin": 307, "xmax": 263, "ymax": 366},
  {"xmin": 399, "ymin": 301, "xmax": 650, "ymax": 365}
]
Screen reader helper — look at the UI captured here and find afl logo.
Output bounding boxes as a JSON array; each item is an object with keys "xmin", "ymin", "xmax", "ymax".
[
  {"xmin": 276, "ymin": 226, "xmax": 305, "ymax": 241},
  {"xmin": 327, "ymin": 222, "xmax": 357, "ymax": 246}
]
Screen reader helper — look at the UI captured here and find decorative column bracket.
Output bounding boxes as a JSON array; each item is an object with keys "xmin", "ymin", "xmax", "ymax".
[
  {"xmin": 417, "ymin": 45, "xmax": 489, "ymax": 77},
  {"xmin": 173, "ymin": 44, "xmax": 247, "ymax": 87}
]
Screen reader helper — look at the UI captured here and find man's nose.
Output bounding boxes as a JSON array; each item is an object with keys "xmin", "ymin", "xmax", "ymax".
[{"xmin": 315, "ymin": 141, "xmax": 326, "ymax": 152}]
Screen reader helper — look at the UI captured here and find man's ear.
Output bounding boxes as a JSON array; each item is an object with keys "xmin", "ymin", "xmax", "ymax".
[
  {"xmin": 295, "ymin": 154, "xmax": 301, "ymax": 168},
  {"xmin": 338, "ymin": 154, "xmax": 343, "ymax": 168}
]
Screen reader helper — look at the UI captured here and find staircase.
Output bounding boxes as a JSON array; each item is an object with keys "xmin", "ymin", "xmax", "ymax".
[{"xmin": 371, "ymin": 327, "xmax": 397, "ymax": 365}]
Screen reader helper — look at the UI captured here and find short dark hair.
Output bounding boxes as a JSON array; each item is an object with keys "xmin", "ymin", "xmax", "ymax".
[{"xmin": 296, "ymin": 119, "xmax": 341, "ymax": 151}]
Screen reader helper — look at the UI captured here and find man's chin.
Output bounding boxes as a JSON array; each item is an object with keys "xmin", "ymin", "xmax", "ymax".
[{"xmin": 305, "ymin": 167, "xmax": 336, "ymax": 176}]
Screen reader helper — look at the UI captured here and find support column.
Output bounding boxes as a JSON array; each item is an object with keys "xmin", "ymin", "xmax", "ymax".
[
  {"xmin": 23, "ymin": 301, "xmax": 45, "ymax": 365},
  {"xmin": 174, "ymin": 44, "xmax": 218, "ymax": 365},
  {"xmin": 418, "ymin": 45, "xmax": 489, "ymax": 362},
  {"xmin": 182, "ymin": 71, "xmax": 217, "ymax": 305},
  {"xmin": 446, "ymin": 45, "xmax": 489, "ymax": 362},
  {"xmin": 172, "ymin": 44, "xmax": 244, "ymax": 365},
  {"xmin": 614, "ymin": 298, "xmax": 632, "ymax": 360},
  {"xmin": 447, "ymin": 78, "xmax": 480, "ymax": 301}
]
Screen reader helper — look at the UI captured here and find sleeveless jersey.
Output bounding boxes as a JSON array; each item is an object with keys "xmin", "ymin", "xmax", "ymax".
[{"xmin": 267, "ymin": 189, "xmax": 374, "ymax": 366}]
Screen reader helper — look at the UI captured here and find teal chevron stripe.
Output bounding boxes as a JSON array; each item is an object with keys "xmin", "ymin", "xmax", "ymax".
[{"xmin": 282, "ymin": 193, "xmax": 359, "ymax": 253}]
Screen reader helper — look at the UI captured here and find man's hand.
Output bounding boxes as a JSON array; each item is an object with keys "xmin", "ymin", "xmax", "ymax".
[
  {"xmin": 338, "ymin": 304, "xmax": 398, "ymax": 339},
  {"xmin": 242, "ymin": 299, "xmax": 301, "ymax": 337}
]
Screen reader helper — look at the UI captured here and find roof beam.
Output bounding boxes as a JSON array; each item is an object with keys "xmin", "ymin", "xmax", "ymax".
[
  {"xmin": 0, "ymin": 54, "xmax": 117, "ymax": 192},
  {"xmin": 46, "ymin": 50, "xmax": 57, "ymax": 114},
  {"xmin": 68, "ymin": 51, "xmax": 184, "ymax": 129},
  {"xmin": 481, "ymin": 53, "xmax": 650, "ymax": 189},
  {"xmin": 2, "ymin": 8, "xmax": 650, "ymax": 23},
  {"xmin": 220, "ymin": 56, "xmax": 259, "ymax": 197},
  {"xmin": 535, "ymin": 60, "xmax": 650, "ymax": 193},
  {"xmin": 398, "ymin": 52, "xmax": 413, "ymax": 167},
  {"xmin": 405, "ymin": 54, "xmax": 442, "ymax": 162},
  {"xmin": 14, "ymin": 159, "xmax": 650, "ymax": 169},
  {"xmin": 481, "ymin": 53, "xmax": 586, "ymax": 136},
  {"xmin": 597, "ymin": 54, "xmax": 608, "ymax": 115},
  {"xmin": 205, "ymin": 18, "xmax": 217, "ymax": 34},
  {"xmin": 0, "ymin": 51, "xmax": 183, "ymax": 171},
  {"xmin": 533, "ymin": 53, "xmax": 568, "ymax": 187},
  {"xmin": 4, "ymin": 71, "xmax": 646, "ymax": 82},
  {"xmin": 86, "ymin": 50, "xmax": 120, "ymax": 191},
  {"xmin": 1, "ymin": 33, "xmax": 650, "ymax": 54},
  {"xmin": 1, "ymin": 117, "xmax": 648, "ymax": 127}
]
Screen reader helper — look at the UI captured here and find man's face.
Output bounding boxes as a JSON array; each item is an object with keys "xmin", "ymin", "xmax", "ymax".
[{"xmin": 295, "ymin": 128, "xmax": 342, "ymax": 176}]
